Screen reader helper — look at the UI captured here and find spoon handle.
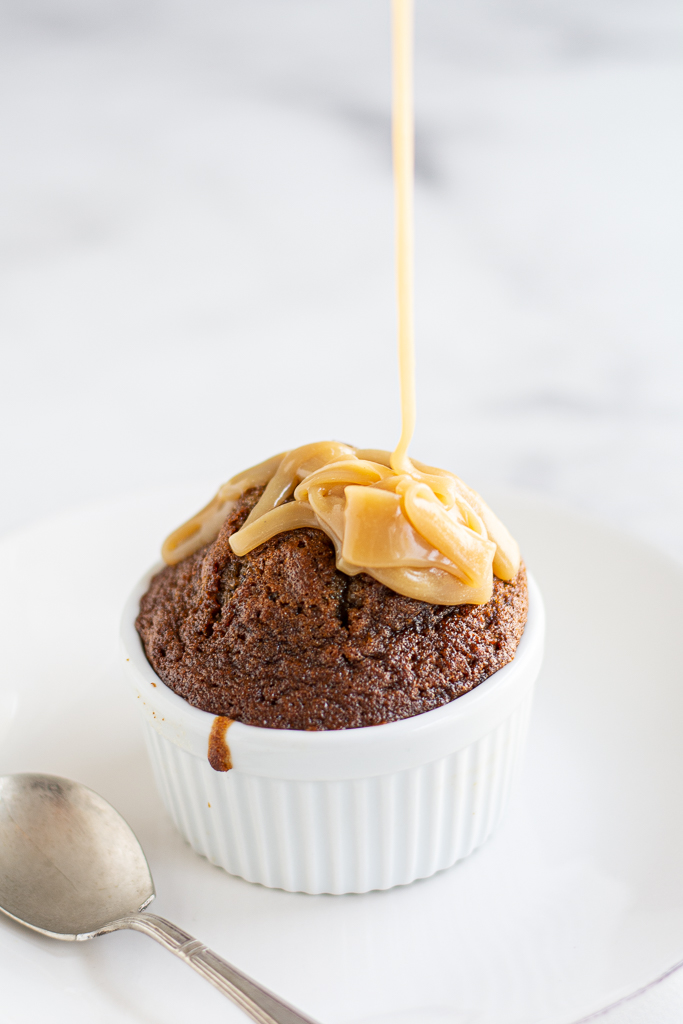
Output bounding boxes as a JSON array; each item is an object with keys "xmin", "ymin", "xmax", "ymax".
[{"xmin": 112, "ymin": 911, "xmax": 321, "ymax": 1024}]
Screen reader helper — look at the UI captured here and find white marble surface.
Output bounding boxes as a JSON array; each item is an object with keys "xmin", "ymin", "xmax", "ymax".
[{"xmin": 0, "ymin": 1, "xmax": 682, "ymax": 1020}]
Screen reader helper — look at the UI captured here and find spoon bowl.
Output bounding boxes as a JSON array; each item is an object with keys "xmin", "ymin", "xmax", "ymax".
[{"xmin": 0, "ymin": 773, "xmax": 154, "ymax": 938}]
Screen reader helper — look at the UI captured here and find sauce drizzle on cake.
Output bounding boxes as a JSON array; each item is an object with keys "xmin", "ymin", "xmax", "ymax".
[{"xmin": 160, "ymin": 0, "xmax": 520, "ymax": 606}]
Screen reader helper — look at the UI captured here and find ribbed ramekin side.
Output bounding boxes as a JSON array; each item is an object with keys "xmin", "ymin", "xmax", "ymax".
[
  {"xmin": 143, "ymin": 725, "xmax": 187, "ymax": 838},
  {"xmin": 495, "ymin": 685, "xmax": 534, "ymax": 829},
  {"xmin": 140, "ymin": 685, "xmax": 534, "ymax": 894}
]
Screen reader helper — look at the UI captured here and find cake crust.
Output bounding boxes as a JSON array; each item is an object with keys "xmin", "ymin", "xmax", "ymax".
[{"xmin": 136, "ymin": 488, "xmax": 528, "ymax": 730}]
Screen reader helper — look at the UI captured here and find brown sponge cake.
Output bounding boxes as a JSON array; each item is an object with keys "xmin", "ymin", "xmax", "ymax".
[{"xmin": 136, "ymin": 488, "xmax": 528, "ymax": 730}]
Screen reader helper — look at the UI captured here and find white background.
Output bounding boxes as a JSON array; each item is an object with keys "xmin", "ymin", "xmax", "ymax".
[{"xmin": 1, "ymin": 1, "xmax": 682, "ymax": 1020}]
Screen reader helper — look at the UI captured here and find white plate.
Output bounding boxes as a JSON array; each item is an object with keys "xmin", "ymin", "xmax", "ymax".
[{"xmin": 1, "ymin": 489, "xmax": 682, "ymax": 1024}]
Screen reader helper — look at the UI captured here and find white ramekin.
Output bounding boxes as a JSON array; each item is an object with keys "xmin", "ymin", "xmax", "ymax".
[{"xmin": 121, "ymin": 567, "xmax": 544, "ymax": 895}]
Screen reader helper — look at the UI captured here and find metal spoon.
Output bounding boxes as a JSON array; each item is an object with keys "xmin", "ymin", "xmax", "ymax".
[{"xmin": 0, "ymin": 773, "xmax": 320, "ymax": 1024}]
